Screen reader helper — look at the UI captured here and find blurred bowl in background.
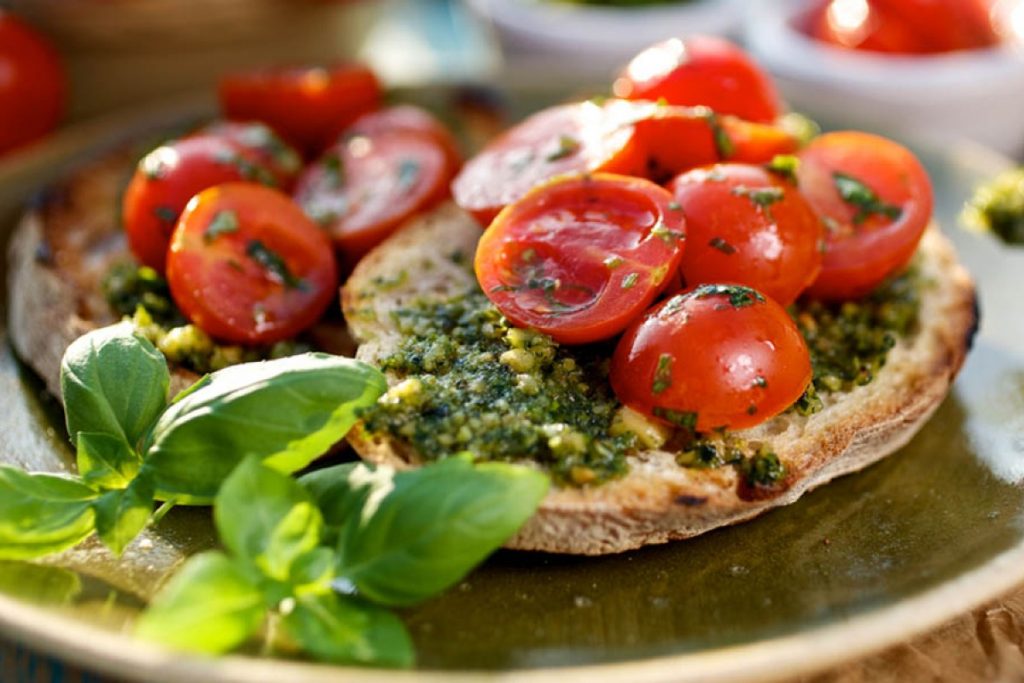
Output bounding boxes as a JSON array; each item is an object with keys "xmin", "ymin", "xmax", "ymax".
[
  {"xmin": 8, "ymin": 0, "xmax": 384, "ymax": 120},
  {"xmin": 465, "ymin": 0, "xmax": 742, "ymax": 84},
  {"xmin": 745, "ymin": 0, "xmax": 1024, "ymax": 156}
]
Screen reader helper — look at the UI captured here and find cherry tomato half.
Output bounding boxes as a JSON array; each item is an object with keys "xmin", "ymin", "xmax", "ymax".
[
  {"xmin": 668, "ymin": 163, "xmax": 823, "ymax": 305},
  {"xmin": 218, "ymin": 64, "xmax": 382, "ymax": 154},
  {"xmin": 294, "ymin": 129, "xmax": 454, "ymax": 263},
  {"xmin": 123, "ymin": 135, "xmax": 281, "ymax": 273},
  {"xmin": 167, "ymin": 183, "xmax": 337, "ymax": 345},
  {"xmin": 198, "ymin": 120, "xmax": 304, "ymax": 189},
  {"xmin": 796, "ymin": 131, "xmax": 932, "ymax": 300},
  {"xmin": 611, "ymin": 284, "xmax": 812, "ymax": 432},
  {"xmin": 452, "ymin": 100, "xmax": 646, "ymax": 226},
  {"xmin": 0, "ymin": 12, "xmax": 66, "ymax": 155},
  {"xmin": 346, "ymin": 105, "xmax": 462, "ymax": 171},
  {"xmin": 633, "ymin": 105, "xmax": 800, "ymax": 180},
  {"xmin": 475, "ymin": 174, "xmax": 686, "ymax": 345},
  {"xmin": 614, "ymin": 36, "xmax": 783, "ymax": 124}
]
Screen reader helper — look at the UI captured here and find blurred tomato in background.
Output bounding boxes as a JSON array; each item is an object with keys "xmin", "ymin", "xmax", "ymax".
[
  {"xmin": 0, "ymin": 11, "xmax": 66, "ymax": 155},
  {"xmin": 801, "ymin": 0, "xmax": 1003, "ymax": 54}
]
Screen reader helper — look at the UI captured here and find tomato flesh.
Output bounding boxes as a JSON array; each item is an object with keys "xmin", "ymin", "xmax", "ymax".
[
  {"xmin": 347, "ymin": 105, "xmax": 462, "ymax": 171},
  {"xmin": 611, "ymin": 284, "xmax": 812, "ymax": 432},
  {"xmin": 123, "ymin": 135, "xmax": 281, "ymax": 273},
  {"xmin": 0, "ymin": 12, "xmax": 66, "ymax": 155},
  {"xmin": 669, "ymin": 163, "xmax": 823, "ymax": 305},
  {"xmin": 797, "ymin": 131, "xmax": 932, "ymax": 300},
  {"xmin": 166, "ymin": 182, "xmax": 337, "ymax": 345},
  {"xmin": 218, "ymin": 64, "xmax": 382, "ymax": 154},
  {"xmin": 614, "ymin": 36, "xmax": 782, "ymax": 124},
  {"xmin": 452, "ymin": 100, "xmax": 646, "ymax": 225},
  {"xmin": 198, "ymin": 121, "xmax": 303, "ymax": 189},
  {"xmin": 475, "ymin": 174, "xmax": 686, "ymax": 345},
  {"xmin": 294, "ymin": 129, "xmax": 454, "ymax": 263}
]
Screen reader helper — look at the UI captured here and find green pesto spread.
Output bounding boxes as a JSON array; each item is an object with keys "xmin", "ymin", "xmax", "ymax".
[
  {"xmin": 360, "ymin": 291, "xmax": 633, "ymax": 486},
  {"xmin": 359, "ymin": 268, "xmax": 922, "ymax": 490},
  {"xmin": 102, "ymin": 263, "xmax": 308, "ymax": 374},
  {"xmin": 963, "ymin": 167, "xmax": 1024, "ymax": 245}
]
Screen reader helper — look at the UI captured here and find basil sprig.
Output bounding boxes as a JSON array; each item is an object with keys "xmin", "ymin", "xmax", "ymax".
[
  {"xmin": 137, "ymin": 456, "xmax": 548, "ymax": 665},
  {"xmin": 0, "ymin": 324, "xmax": 386, "ymax": 558},
  {"xmin": 1, "ymin": 323, "xmax": 552, "ymax": 668}
]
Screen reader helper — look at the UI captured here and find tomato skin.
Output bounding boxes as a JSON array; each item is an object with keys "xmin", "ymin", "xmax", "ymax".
[
  {"xmin": 634, "ymin": 105, "xmax": 800, "ymax": 180},
  {"xmin": 346, "ymin": 105, "xmax": 462, "ymax": 171},
  {"xmin": 475, "ymin": 173, "xmax": 686, "ymax": 345},
  {"xmin": 166, "ymin": 183, "xmax": 337, "ymax": 345},
  {"xmin": 614, "ymin": 36, "xmax": 782, "ymax": 124},
  {"xmin": 123, "ymin": 135, "xmax": 281, "ymax": 273},
  {"xmin": 452, "ymin": 100, "xmax": 646, "ymax": 226},
  {"xmin": 198, "ymin": 121, "xmax": 304, "ymax": 189},
  {"xmin": 0, "ymin": 12, "xmax": 66, "ymax": 155},
  {"xmin": 218, "ymin": 64, "xmax": 382, "ymax": 154},
  {"xmin": 796, "ymin": 131, "xmax": 932, "ymax": 301},
  {"xmin": 669, "ymin": 164, "xmax": 823, "ymax": 306},
  {"xmin": 610, "ymin": 284, "xmax": 812, "ymax": 432},
  {"xmin": 804, "ymin": 0, "xmax": 998, "ymax": 54},
  {"xmin": 294, "ymin": 130, "xmax": 454, "ymax": 264}
]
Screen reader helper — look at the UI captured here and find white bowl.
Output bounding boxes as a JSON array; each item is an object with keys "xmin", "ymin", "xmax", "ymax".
[
  {"xmin": 465, "ymin": 0, "xmax": 743, "ymax": 82},
  {"xmin": 744, "ymin": 0, "xmax": 1024, "ymax": 156}
]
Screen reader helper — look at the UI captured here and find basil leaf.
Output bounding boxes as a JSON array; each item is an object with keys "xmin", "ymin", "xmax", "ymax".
[
  {"xmin": 92, "ymin": 472, "xmax": 155, "ymax": 556},
  {"xmin": 76, "ymin": 432, "xmax": 139, "ymax": 490},
  {"xmin": 334, "ymin": 457, "xmax": 549, "ymax": 606},
  {"xmin": 136, "ymin": 551, "xmax": 265, "ymax": 654},
  {"xmin": 60, "ymin": 324, "xmax": 169, "ymax": 453},
  {"xmin": 215, "ymin": 457, "xmax": 323, "ymax": 583},
  {"xmin": 142, "ymin": 354, "xmax": 387, "ymax": 504},
  {"xmin": 0, "ymin": 561, "xmax": 82, "ymax": 605},
  {"xmin": 0, "ymin": 466, "xmax": 98, "ymax": 560},
  {"xmin": 299, "ymin": 463, "xmax": 367, "ymax": 544},
  {"xmin": 281, "ymin": 592, "xmax": 414, "ymax": 668}
]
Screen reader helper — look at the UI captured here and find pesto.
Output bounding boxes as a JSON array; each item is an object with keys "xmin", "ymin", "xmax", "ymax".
[
  {"xmin": 358, "ymin": 291, "xmax": 632, "ymax": 486},
  {"xmin": 792, "ymin": 268, "xmax": 920, "ymax": 404},
  {"xmin": 963, "ymin": 167, "xmax": 1024, "ymax": 245},
  {"xmin": 358, "ymin": 269, "xmax": 921, "ymax": 489}
]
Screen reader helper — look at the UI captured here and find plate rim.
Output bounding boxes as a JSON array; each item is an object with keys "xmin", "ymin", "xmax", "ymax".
[{"xmin": 1, "ymin": 97, "xmax": 1021, "ymax": 683}]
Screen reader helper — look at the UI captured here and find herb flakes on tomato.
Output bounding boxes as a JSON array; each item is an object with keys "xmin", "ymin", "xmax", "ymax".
[
  {"xmin": 475, "ymin": 173, "xmax": 686, "ymax": 345},
  {"xmin": 611, "ymin": 283, "xmax": 812, "ymax": 432}
]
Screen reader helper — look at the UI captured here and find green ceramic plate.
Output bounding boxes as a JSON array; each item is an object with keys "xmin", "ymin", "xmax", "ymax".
[{"xmin": 0, "ymin": 91, "xmax": 1022, "ymax": 683}]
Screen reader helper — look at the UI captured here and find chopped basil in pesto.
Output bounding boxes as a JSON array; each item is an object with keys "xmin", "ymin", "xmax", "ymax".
[
  {"xmin": 963, "ymin": 167, "xmax": 1024, "ymax": 245},
  {"xmin": 358, "ymin": 291, "xmax": 633, "ymax": 486}
]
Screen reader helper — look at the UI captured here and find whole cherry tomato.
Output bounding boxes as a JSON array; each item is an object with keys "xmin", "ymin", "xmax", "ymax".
[
  {"xmin": 123, "ymin": 135, "xmax": 282, "ymax": 273},
  {"xmin": 0, "ymin": 12, "xmax": 66, "ymax": 155},
  {"xmin": 796, "ymin": 131, "xmax": 932, "ymax": 300},
  {"xmin": 198, "ymin": 121, "xmax": 303, "ymax": 189},
  {"xmin": 452, "ymin": 100, "xmax": 646, "ymax": 225},
  {"xmin": 614, "ymin": 36, "xmax": 783, "ymax": 123},
  {"xmin": 610, "ymin": 284, "xmax": 812, "ymax": 432},
  {"xmin": 294, "ymin": 129, "xmax": 455, "ymax": 264},
  {"xmin": 218, "ymin": 64, "xmax": 382, "ymax": 155},
  {"xmin": 166, "ymin": 182, "xmax": 337, "ymax": 345},
  {"xmin": 475, "ymin": 174, "xmax": 686, "ymax": 345},
  {"xmin": 668, "ymin": 162, "xmax": 823, "ymax": 305},
  {"xmin": 346, "ymin": 105, "xmax": 462, "ymax": 171}
]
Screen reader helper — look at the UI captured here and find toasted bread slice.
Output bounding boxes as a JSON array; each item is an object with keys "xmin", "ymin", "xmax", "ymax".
[
  {"xmin": 342, "ymin": 201, "xmax": 977, "ymax": 556},
  {"xmin": 6, "ymin": 149, "xmax": 206, "ymax": 398}
]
